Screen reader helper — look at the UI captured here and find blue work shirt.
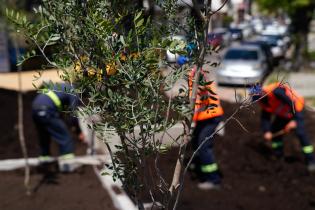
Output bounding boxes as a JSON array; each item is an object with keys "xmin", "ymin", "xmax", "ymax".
[{"xmin": 32, "ymin": 83, "xmax": 79, "ymax": 112}]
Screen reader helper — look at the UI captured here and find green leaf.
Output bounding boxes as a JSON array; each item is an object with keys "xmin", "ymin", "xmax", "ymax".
[
  {"xmin": 134, "ymin": 11, "xmax": 142, "ymax": 21},
  {"xmin": 16, "ymin": 12, "xmax": 19, "ymax": 20},
  {"xmin": 136, "ymin": 19, "xmax": 144, "ymax": 28},
  {"xmin": 120, "ymin": 36, "xmax": 126, "ymax": 46},
  {"xmin": 50, "ymin": 34, "xmax": 60, "ymax": 41}
]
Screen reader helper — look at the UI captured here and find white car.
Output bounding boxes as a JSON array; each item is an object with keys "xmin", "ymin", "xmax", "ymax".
[{"xmin": 216, "ymin": 45, "xmax": 269, "ymax": 86}]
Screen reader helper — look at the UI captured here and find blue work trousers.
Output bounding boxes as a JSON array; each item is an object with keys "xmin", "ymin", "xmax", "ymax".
[
  {"xmin": 192, "ymin": 116, "xmax": 222, "ymax": 184},
  {"xmin": 32, "ymin": 108, "xmax": 74, "ymax": 156},
  {"xmin": 271, "ymin": 112, "xmax": 314, "ymax": 163}
]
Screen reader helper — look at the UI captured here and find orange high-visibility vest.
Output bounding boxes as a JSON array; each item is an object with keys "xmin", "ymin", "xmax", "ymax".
[
  {"xmin": 189, "ymin": 69, "xmax": 224, "ymax": 122},
  {"xmin": 261, "ymin": 82, "xmax": 304, "ymax": 119}
]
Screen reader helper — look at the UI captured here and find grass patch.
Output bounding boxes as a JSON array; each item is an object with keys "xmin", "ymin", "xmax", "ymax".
[
  {"xmin": 264, "ymin": 70, "xmax": 290, "ymax": 85},
  {"xmin": 305, "ymin": 97, "xmax": 315, "ymax": 108},
  {"xmin": 308, "ymin": 51, "xmax": 315, "ymax": 61}
]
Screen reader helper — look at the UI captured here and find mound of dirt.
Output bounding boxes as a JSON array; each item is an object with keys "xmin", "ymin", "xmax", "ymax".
[
  {"xmin": 147, "ymin": 101, "xmax": 315, "ymax": 210},
  {"xmin": 1, "ymin": 88, "xmax": 315, "ymax": 210}
]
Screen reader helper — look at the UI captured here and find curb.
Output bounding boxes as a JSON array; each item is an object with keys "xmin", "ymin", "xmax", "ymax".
[
  {"xmin": 93, "ymin": 166, "xmax": 137, "ymax": 210},
  {"xmin": 0, "ymin": 155, "xmax": 106, "ymax": 171}
]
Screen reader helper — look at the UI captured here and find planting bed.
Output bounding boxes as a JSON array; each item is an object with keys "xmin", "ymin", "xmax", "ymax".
[
  {"xmin": 0, "ymin": 89, "xmax": 117, "ymax": 210},
  {"xmin": 1, "ymin": 87, "xmax": 315, "ymax": 210},
  {"xmin": 148, "ymin": 101, "xmax": 315, "ymax": 210}
]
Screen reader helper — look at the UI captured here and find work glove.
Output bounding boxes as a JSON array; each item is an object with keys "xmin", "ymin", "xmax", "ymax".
[
  {"xmin": 263, "ymin": 131, "xmax": 273, "ymax": 141},
  {"xmin": 262, "ymin": 131, "xmax": 273, "ymax": 150},
  {"xmin": 78, "ymin": 132, "xmax": 86, "ymax": 143}
]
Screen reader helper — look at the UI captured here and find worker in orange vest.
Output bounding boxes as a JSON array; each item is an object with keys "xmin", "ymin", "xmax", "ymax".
[
  {"xmin": 251, "ymin": 83, "xmax": 315, "ymax": 172},
  {"xmin": 189, "ymin": 67, "xmax": 224, "ymax": 190}
]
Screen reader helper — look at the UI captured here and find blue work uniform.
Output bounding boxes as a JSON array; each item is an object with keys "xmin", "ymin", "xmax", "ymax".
[
  {"xmin": 32, "ymin": 83, "xmax": 81, "ymax": 157},
  {"xmin": 260, "ymin": 86, "xmax": 314, "ymax": 163}
]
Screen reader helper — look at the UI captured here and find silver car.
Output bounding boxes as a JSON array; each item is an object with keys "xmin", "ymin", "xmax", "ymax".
[{"xmin": 216, "ymin": 45, "xmax": 268, "ymax": 86}]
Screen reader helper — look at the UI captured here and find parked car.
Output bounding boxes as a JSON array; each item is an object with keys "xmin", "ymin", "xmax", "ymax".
[
  {"xmin": 251, "ymin": 18, "xmax": 264, "ymax": 34},
  {"xmin": 238, "ymin": 22, "xmax": 254, "ymax": 39},
  {"xmin": 208, "ymin": 32, "xmax": 223, "ymax": 48},
  {"xmin": 208, "ymin": 28, "xmax": 231, "ymax": 48},
  {"xmin": 229, "ymin": 28, "xmax": 243, "ymax": 41},
  {"xmin": 257, "ymin": 34, "xmax": 285, "ymax": 59},
  {"xmin": 262, "ymin": 27, "xmax": 291, "ymax": 49},
  {"xmin": 241, "ymin": 40, "xmax": 274, "ymax": 71},
  {"xmin": 216, "ymin": 45, "xmax": 269, "ymax": 86}
]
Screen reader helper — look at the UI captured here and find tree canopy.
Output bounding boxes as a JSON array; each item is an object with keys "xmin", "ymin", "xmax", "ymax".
[
  {"xmin": 256, "ymin": 0, "xmax": 314, "ymax": 13},
  {"xmin": 6, "ymin": 1, "xmax": 225, "ymax": 209}
]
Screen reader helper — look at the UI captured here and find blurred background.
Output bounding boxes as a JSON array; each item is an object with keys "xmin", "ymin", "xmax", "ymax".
[{"xmin": 0, "ymin": 1, "xmax": 315, "ymax": 210}]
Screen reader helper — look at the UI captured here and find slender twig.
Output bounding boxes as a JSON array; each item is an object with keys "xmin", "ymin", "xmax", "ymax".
[
  {"xmin": 231, "ymin": 117, "xmax": 249, "ymax": 133},
  {"xmin": 34, "ymin": 24, "xmax": 51, "ymax": 39},
  {"xmin": 169, "ymin": 0, "xmax": 210, "ymax": 197},
  {"xmin": 104, "ymin": 141, "xmax": 129, "ymax": 195},
  {"xmin": 31, "ymin": 37, "xmax": 59, "ymax": 68}
]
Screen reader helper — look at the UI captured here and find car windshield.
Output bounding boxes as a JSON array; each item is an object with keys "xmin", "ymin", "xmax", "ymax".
[
  {"xmin": 243, "ymin": 42, "xmax": 270, "ymax": 51},
  {"xmin": 230, "ymin": 29, "xmax": 241, "ymax": 33},
  {"xmin": 259, "ymin": 35, "xmax": 281, "ymax": 46},
  {"xmin": 224, "ymin": 49, "xmax": 258, "ymax": 60},
  {"xmin": 208, "ymin": 33, "xmax": 221, "ymax": 39}
]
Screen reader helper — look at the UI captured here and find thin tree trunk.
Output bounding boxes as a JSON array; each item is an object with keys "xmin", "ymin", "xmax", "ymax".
[
  {"xmin": 169, "ymin": 4, "xmax": 211, "ymax": 210},
  {"xmin": 15, "ymin": 40, "xmax": 31, "ymax": 195},
  {"xmin": 292, "ymin": 32, "xmax": 308, "ymax": 71}
]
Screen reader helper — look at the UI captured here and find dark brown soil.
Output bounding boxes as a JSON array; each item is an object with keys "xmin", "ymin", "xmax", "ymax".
[
  {"xmin": 2, "ymin": 87, "xmax": 315, "ymax": 210},
  {"xmin": 0, "ymin": 88, "xmax": 117, "ymax": 210},
  {"xmin": 153, "ymin": 101, "xmax": 315, "ymax": 210},
  {"xmin": 0, "ymin": 166, "xmax": 116, "ymax": 210}
]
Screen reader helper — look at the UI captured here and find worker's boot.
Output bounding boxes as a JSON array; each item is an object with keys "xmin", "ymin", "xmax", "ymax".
[
  {"xmin": 186, "ymin": 156, "xmax": 201, "ymax": 180},
  {"xmin": 197, "ymin": 169, "xmax": 221, "ymax": 190},
  {"xmin": 39, "ymin": 155, "xmax": 54, "ymax": 164},
  {"xmin": 58, "ymin": 153, "xmax": 81, "ymax": 173},
  {"xmin": 197, "ymin": 181, "xmax": 221, "ymax": 190},
  {"xmin": 307, "ymin": 161, "xmax": 315, "ymax": 172},
  {"xmin": 38, "ymin": 156, "xmax": 58, "ymax": 174}
]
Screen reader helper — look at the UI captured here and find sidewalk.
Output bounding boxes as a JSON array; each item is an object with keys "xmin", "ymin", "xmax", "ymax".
[
  {"xmin": 287, "ymin": 72, "xmax": 315, "ymax": 97},
  {"xmin": 0, "ymin": 69, "xmax": 62, "ymax": 91},
  {"xmin": 216, "ymin": 71, "xmax": 315, "ymax": 103}
]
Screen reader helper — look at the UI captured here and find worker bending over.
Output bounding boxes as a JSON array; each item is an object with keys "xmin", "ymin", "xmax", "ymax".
[
  {"xmin": 251, "ymin": 82, "xmax": 315, "ymax": 172},
  {"xmin": 32, "ymin": 82, "xmax": 84, "ymax": 165}
]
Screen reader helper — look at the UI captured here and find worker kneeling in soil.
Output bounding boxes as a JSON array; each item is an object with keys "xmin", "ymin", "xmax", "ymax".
[
  {"xmin": 189, "ymin": 68, "xmax": 224, "ymax": 190},
  {"xmin": 251, "ymin": 82, "xmax": 315, "ymax": 172},
  {"xmin": 32, "ymin": 82, "xmax": 84, "ymax": 171}
]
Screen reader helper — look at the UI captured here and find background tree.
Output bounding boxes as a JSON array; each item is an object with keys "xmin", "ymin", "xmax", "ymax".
[{"xmin": 256, "ymin": 0, "xmax": 315, "ymax": 70}]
